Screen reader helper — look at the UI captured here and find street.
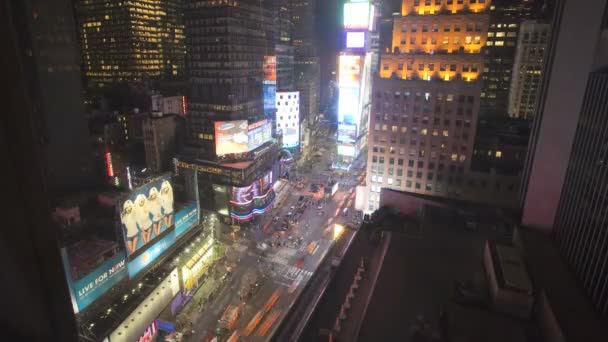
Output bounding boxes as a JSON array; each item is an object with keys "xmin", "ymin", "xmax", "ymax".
[{"xmin": 179, "ymin": 122, "xmax": 366, "ymax": 342}]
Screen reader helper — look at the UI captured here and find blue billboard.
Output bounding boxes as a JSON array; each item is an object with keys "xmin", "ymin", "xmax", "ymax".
[
  {"xmin": 264, "ymin": 83, "xmax": 276, "ymax": 116},
  {"xmin": 127, "ymin": 231, "xmax": 176, "ymax": 278},
  {"xmin": 174, "ymin": 202, "xmax": 200, "ymax": 238},
  {"xmin": 118, "ymin": 174, "xmax": 174, "ymax": 256},
  {"xmin": 62, "ymin": 250, "xmax": 128, "ymax": 313}
]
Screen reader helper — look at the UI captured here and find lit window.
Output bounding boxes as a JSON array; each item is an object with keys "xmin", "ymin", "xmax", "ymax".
[
  {"xmin": 442, "ymin": 130, "xmax": 449, "ymax": 137},
  {"xmin": 496, "ymin": 151, "xmax": 502, "ymax": 158},
  {"xmin": 496, "ymin": 32, "xmax": 506, "ymax": 37},
  {"xmin": 421, "ymin": 128, "xmax": 428, "ymax": 135},
  {"xmin": 495, "ymin": 41, "xmax": 504, "ymax": 46},
  {"xmin": 459, "ymin": 155, "xmax": 466, "ymax": 162},
  {"xmin": 392, "ymin": 125, "xmax": 398, "ymax": 132},
  {"xmin": 451, "ymin": 154, "xmax": 458, "ymax": 161}
]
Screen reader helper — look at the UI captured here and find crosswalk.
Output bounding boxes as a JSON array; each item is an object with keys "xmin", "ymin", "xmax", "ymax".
[{"xmin": 278, "ymin": 264, "xmax": 313, "ymax": 281}]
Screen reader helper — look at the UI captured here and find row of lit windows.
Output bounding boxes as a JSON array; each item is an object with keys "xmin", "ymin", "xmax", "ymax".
[
  {"xmin": 400, "ymin": 22, "xmax": 483, "ymax": 33},
  {"xmin": 399, "ymin": 35, "xmax": 482, "ymax": 45}
]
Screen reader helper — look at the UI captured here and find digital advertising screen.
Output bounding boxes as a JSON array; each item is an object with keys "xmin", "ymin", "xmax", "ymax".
[
  {"xmin": 338, "ymin": 87, "xmax": 360, "ymax": 124},
  {"xmin": 174, "ymin": 202, "xmax": 199, "ymax": 238},
  {"xmin": 263, "ymin": 83, "xmax": 277, "ymax": 116},
  {"xmin": 61, "ymin": 250, "xmax": 128, "ymax": 313},
  {"xmin": 346, "ymin": 31, "xmax": 366, "ymax": 49},
  {"xmin": 276, "ymin": 91, "xmax": 300, "ymax": 148},
  {"xmin": 263, "ymin": 55, "xmax": 277, "ymax": 83},
  {"xmin": 248, "ymin": 120, "xmax": 273, "ymax": 151},
  {"xmin": 229, "ymin": 171, "xmax": 275, "ymax": 221},
  {"xmin": 337, "ymin": 144, "xmax": 357, "ymax": 157},
  {"xmin": 127, "ymin": 231, "xmax": 176, "ymax": 278},
  {"xmin": 118, "ymin": 175, "xmax": 174, "ymax": 256},
  {"xmin": 338, "ymin": 123, "xmax": 358, "ymax": 143},
  {"xmin": 339, "ymin": 55, "xmax": 362, "ymax": 88},
  {"xmin": 344, "ymin": 1, "xmax": 370, "ymax": 30},
  {"xmin": 214, "ymin": 120, "xmax": 249, "ymax": 156}
]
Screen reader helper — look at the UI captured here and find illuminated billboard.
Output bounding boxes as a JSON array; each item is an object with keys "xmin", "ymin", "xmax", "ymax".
[
  {"xmin": 248, "ymin": 120, "xmax": 273, "ymax": 151},
  {"xmin": 118, "ymin": 175, "xmax": 174, "ymax": 256},
  {"xmin": 214, "ymin": 120, "xmax": 249, "ymax": 156},
  {"xmin": 346, "ymin": 31, "xmax": 366, "ymax": 49},
  {"xmin": 128, "ymin": 231, "xmax": 176, "ymax": 278},
  {"xmin": 174, "ymin": 202, "xmax": 199, "ymax": 238},
  {"xmin": 338, "ymin": 123, "xmax": 357, "ymax": 143},
  {"xmin": 339, "ymin": 55, "xmax": 362, "ymax": 88},
  {"xmin": 276, "ymin": 91, "xmax": 300, "ymax": 148},
  {"xmin": 344, "ymin": 1, "xmax": 370, "ymax": 30},
  {"xmin": 263, "ymin": 83, "xmax": 276, "ymax": 116},
  {"xmin": 337, "ymin": 144, "xmax": 356, "ymax": 157},
  {"xmin": 229, "ymin": 171, "xmax": 275, "ymax": 221},
  {"xmin": 338, "ymin": 87, "xmax": 360, "ymax": 124},
  {"xmin": 61, "ymin": 250, "xmax": 128, "ymax": 313},
  {"xmin": 263, "ymin": 56, "xmax": 277, "ymax": 83}
]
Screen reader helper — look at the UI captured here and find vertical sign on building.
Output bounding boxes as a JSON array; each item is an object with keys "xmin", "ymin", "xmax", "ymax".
[{"xmin": 263, "ymin": 56, "xmax": 277, "ymax": 117}]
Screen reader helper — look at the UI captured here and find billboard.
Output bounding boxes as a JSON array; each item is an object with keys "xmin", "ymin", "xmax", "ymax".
[
  {"xmin": 344, "ymin": 1, "xmax": 370, "ymax": 30},
  {"xmin": 119, "ymin": 175, "xmax": 174, "ymax": 256},
  {"xmin": 263, "ymin": 83, "xmax": 277, "ymax": 116},
  {"xmin": 214, "ymin": 120, "xmax": 249, "ymax": 156},
  {"xmin": 346, "ymin": 31, "xmax": 366, "ymax": 49},
  {"xmin": 338, "ymin": 144, "xmax": 356, "ymax": 157},
  {"xmin": 62, "ymin": 250, "xmax": 128, "ymax": 313},
  {"xmin": 174, "ymin": 202, "xmax": 199, "ymax": 238},
  {"xmin": 339, "ymin": 55, "xmax": 362, "ymax": 88},
  {"xmin": 263, "ymin": 56, "xmax": 277, "ymax": 83},
  {"xmin": 338, "ymin": 87, "xmax": 360, "ymax": 124},
  {"xmin": 338, "ymin": 123, "xmax": 357, "ymax": 143},
  {"xmin": 128, "ymin": 231, "xmax": 176, "ymax": 278},
  {"xmin": 248, "ymin": 120, "xmax": 273, "ymax": 151},
  {"xmin": 229, "ymin": 171, "xmax": 275, "ymax": 221},
  {"xmin": 276, "ymin": 91, "xmax": 300, "ymax": 148}
]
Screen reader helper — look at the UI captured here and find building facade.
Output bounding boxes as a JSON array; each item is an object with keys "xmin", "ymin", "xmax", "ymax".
[
  {"xmin": 143, "ymin": 114, "xmax": 180, "ymax": 173},
  {"xmin": 76, "ymin": 0, "xmax": 186, "ymax": 89},
  {"xmin": 480, "ymin": 0, "xmax": 537, "ymax": 117},
  {"xmin": 367, "ymin": 0, "xmax": 516, "ymax": 212},
  {"xmin": 508, "ymin": 20, "xmax": 550, "ymax": 119},
  {"xmin": 182, "ymin": 0, "xmax": 280, "ymax": 221}
]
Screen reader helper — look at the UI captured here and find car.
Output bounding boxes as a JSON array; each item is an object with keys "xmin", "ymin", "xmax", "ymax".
[
  {"xmin": 290, "ymin": 206, "xmax": 295, "ymax": 210},
  {"xmin": 256, "ymin": 242, "xmax": 269, "ymax": 251},
  {"xmin": 317, "ymin": 205, "xmax": 323, "ymax": 210},
  {"xmin": 287, "ymin": 211, "xmax": 292, "ymax": 216}
]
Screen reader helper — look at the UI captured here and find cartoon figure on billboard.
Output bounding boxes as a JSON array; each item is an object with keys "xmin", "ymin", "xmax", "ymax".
[
  {"xmin": 134, "ymin": 194, "xmax": 153, "ymax": 244},
  {"xmin": 121, "ymin": 200, "xmax": 139, "ymax": 254},
  {"xmin": 148, "ymin": 187, "xmax": 163, "ymax": 236},
  {"xmin": 160, "ymin": 180, "xmax": 174, "ymax": 228}
]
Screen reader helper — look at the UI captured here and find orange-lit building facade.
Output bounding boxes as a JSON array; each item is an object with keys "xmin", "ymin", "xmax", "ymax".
[{"xmin": 365, "ymin": 0, "xmax": 520, "ymax": 211}]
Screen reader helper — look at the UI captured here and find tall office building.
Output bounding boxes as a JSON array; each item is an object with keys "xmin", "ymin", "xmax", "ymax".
[
  {"xmin": 366, "ymin": 0, "xmax": 496, "ymax": 211},
  {"xmin": 291, "ymin": 0, "xmax": 320, "ymax": 132},
  {"xmin": 519, "ymin": 0, "xmax": 608, "ymax": 316},
  {"xmin": 480, "ymin": 0, "xmax": 537, "ymax": 117},
  {"xmin": 76, "ymin": 0, "xmax": 186, "ymax": 89},
  {"xmin": 508, "ymin": 20, "xmax": 550, "ymax": 119},
  {"xmin": 179, "ymin": 0, "xmax": 280, "ymax": 221},
  {"xmin": 12, "ymin": 0, "xmax": 96, "ymax": 195}
]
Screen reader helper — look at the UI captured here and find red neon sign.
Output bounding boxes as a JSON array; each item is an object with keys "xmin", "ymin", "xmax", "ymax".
[{"xmin": 104, "ymin": 151, "xmax": 114, "ymax": 177}]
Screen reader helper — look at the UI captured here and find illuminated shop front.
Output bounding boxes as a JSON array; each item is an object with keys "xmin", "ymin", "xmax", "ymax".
[
  {"xmin": 181, "ymin": 236, "xmax": 215, "ymax": 290},
  {"xmin": 229, "ymin": 171, "xmax": 276, "ymax": 221}
]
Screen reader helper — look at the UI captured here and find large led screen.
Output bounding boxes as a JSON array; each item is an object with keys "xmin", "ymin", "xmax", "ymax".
[
  {"xmin": 118, "ymin": 175, "xmax": 174, "ymax": 256},
  {"xmin": 229, "ymin": 171, "xmax": 275, "ymax": 221},
  {"xmin": 248, "ymin": 120, "xmax": 273, "ymax": 151},
  {"xmin": 214, "ymin": 120, "xmax": 249, "ymax": 156},
  {"xmin": 338, "ymin": 87, "xmax": 360, "ymax": 125},
  {"xmin": 276, "ymin": 91, "xmax": 300, "ymax": 148},
  {"xmin": 339, "ymin": 55, "xmax": 362, "ymax": 88},
  {"xmin": 263, "ymin": 83, "xmax": 277, "ymax": 116},
  {"xmin": 61, "ymin": 250, "xmax": 128, "ymax": 313},
  {"xmin": 344, "ymin": 2, "xmax": 370, "ymax": 30},
  {"xmin": 263, "ymin": 56, "xmax": 277, "ymax": 83},
  {"xmin": 174, "ymin": 202, "xmax": 199, "ymax": 238},
  {"xmin": 346, "ymin": 31, "xmax": 366, "ymax": 49},
  {"xmin": 338, "ymin": 123, "xmax": 357, "ymax": 143},
  {"xmin": 128, "ymin": 231, "xmax": 176, "ymax": 278},
  {"xmin": 337, "ymin": 144, "xmax": 356, "ymax": 157}
]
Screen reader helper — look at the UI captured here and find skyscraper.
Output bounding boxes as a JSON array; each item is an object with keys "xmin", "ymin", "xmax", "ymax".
[
  {"xmin": 291, "ymin": 0, "xmax": 320, "ymax": 133},
  {"xmin": 508, "ymin": 20, "xmax": 550, "ymax": 119},
  {"xmin": 76, "ymin": 0, "xmax": 186, "ymax": 89},
  {"xmin": 179, "ymin": 0, "xmax": 280, "ymax": 221},
  {"xmin": 480, "ymin": 0, "xmax": 537, "ymax": 118},
  {"xmin": 13, "ymin": 0, "xmax": 96, "ymax": 195},
  {"xmin": 366, "ymin": 0, "xmax": 494, "ymax": 211},
  {"xmin": 521, "ymin": 0, "xmax": 608, "ymax": 315}
]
